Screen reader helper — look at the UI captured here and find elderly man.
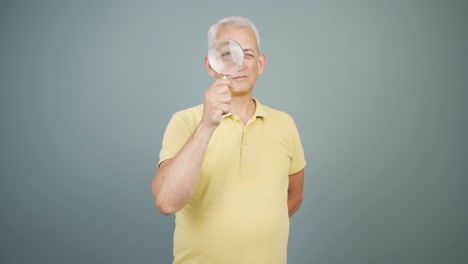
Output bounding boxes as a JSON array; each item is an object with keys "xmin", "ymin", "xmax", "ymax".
[{"xmin": 152, "ymin": 16, "xmax": 306, "ymax": 264}]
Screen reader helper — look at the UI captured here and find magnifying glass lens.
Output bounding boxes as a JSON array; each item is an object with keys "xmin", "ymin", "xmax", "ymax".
[{"xmin": 208, "ymin": 39, "xmax": 244, "ymax": 78}]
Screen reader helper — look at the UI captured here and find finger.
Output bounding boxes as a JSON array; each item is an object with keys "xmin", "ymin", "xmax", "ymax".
[
  {"xmin": 220, "ymin": 93, "xmax": 232, "ymax": 103},
  {"xmin": 221, "ymin": 105, "xmax": 230, "ymax": 115},
  {"xmin": 213, "ymin": 78, "xmax": 233, "ymax": 88},
  {"xmin": 216, "ymin": 101, "xmax": 230, "ymax": 112}
]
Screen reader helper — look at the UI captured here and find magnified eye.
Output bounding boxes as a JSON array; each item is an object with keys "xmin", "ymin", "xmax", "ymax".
[{"xmin": 221, "ymin": 51, "xmax": 232, "ymax": 58}]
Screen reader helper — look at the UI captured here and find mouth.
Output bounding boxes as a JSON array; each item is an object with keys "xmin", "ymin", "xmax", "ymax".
[{"xmin": 231, "ymin": 75, "xmax": 247, "ymax": 80}]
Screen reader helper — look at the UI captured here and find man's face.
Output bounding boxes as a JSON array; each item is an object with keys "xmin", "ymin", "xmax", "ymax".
[{"xmin": 213, "ymin": 26, "xmax": 266, "ymax": 95}]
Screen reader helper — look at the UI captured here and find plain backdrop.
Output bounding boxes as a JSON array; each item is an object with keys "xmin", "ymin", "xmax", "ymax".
[{"xmin": 1, "ymin": 0, "xmax": 467, "ymax": 263}]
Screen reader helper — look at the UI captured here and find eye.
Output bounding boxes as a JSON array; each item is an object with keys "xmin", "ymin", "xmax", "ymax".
[
  {"xmin": 244, "ymin": 53, "xmax": 255, "ymax": 58},
  {"xmin": 221, "ymin": 51, "xmax": 231, "ymax": 57}
]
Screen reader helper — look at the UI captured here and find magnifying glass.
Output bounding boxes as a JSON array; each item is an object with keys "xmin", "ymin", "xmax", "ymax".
[{"xmin": 208, "ymin": 38, "xmax": 244, "ymax": 79}]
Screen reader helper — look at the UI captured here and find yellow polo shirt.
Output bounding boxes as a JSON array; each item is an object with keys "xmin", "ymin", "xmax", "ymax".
[{"xmin": 159, "ymin": 98, "xmax": 306, "ymax": 264}]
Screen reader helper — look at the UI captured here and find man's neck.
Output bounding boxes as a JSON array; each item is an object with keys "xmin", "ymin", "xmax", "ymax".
[{"xmin": 230, "ymin": 95, "xmax": 256, "ymax": 125}]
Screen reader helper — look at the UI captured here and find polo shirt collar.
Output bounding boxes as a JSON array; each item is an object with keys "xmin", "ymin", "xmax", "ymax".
[
  {"xmin": 223, "ymin": 97, "xmax": 267, "ymax": 119},
  {"xmin": 252, "ymin": 97, "xmax": 267, "ymax": 118}
]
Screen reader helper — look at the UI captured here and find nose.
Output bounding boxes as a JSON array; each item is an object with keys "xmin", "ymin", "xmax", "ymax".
[{"xmin": 237, "ymin": 59, "xmax": 247, "ymax": 72}]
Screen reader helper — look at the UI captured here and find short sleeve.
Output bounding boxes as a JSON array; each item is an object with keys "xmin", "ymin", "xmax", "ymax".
[
  {"xmin": 288, "ymin": 117, "xmax": 306, "ymax": 175},
  {"xmin": 158, "ymin": 111, "xmax": 196, "ymax": 167}
]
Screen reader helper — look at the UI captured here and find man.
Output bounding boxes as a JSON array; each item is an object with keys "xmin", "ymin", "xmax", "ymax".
[{"xmin": 151, "ymin": 16, "xmax": 306, "ymax": 264}]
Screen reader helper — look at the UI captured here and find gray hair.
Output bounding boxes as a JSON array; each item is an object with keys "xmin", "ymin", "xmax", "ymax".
[{"xmin": 207, "ymin": 16, "xmax": 261, "ymax": 51}]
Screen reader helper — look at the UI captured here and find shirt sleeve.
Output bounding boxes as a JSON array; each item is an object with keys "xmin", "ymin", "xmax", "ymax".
[
  {"xmin": 288, "ymin": 117, "xmax": 307, "ymax": 175},
  {"xmin": 158, "ymin": 111, "xmax": 196, "ymax": 167}
]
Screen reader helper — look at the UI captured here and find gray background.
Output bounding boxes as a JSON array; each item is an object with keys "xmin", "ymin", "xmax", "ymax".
[{"xmin": 1, "ymin": 0, "xmax": 467, "ymax": 263}]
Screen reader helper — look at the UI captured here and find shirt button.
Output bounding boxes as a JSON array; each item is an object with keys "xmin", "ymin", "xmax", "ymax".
[{"xmin": 243, "ymin": 144, "xmax": 248, "ymax": 150}]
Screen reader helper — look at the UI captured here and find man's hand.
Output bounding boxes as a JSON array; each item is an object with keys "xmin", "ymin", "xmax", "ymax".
[{"xmin": 202, "ymin": 78, "xmax": 232, "ymax": 128}]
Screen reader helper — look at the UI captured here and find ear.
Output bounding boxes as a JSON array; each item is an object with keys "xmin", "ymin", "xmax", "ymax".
[
  {"xmin": 257, "ymin": 54, "xmax": 267, "ymax": 76},
  {"xmin": 204, "ymin": 56, "xmax": 217, "ymax": 77}
]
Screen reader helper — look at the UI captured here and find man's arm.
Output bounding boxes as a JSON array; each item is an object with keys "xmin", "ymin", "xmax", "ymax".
[
  {"xmin": 151, "ymin": 78, "xmax": 233, "ymax": 215},
  {"xmin": 288, "ymin": 168, "xmax": 305, "ymax": 217},
  {"xmin": 151, "ymin": 124, "xmax": 216, "ymax": 215}
]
